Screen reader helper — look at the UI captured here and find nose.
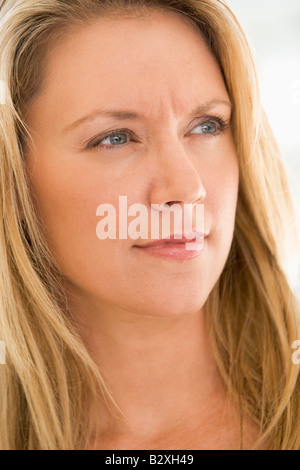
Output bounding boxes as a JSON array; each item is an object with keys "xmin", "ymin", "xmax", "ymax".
[{"xmin": 149, "ymin": 139, "xmax": 207, "ymax": 210}]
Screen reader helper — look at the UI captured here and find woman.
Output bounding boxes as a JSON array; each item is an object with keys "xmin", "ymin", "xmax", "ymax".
[{"xmin": 0, "ymin": 0, "xmax": 299, "ymax": 450}]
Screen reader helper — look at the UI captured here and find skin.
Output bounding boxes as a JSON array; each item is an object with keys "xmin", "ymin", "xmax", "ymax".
[{"xmin": 24, "ymin": 9, "xmax": 251, "ymax": 449}]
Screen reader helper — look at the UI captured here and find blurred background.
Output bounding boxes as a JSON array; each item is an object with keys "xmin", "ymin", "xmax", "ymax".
[{"xmin": 226, "ymin": 0, "xmax": 300, "ymax": 298}]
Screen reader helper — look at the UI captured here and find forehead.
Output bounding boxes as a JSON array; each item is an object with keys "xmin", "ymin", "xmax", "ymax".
[{"xmin": 31, "ymin": 10, "xmax": 228, "ymax": 124}]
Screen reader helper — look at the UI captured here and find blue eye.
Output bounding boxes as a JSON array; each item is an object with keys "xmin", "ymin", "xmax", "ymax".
[
  {"xmin": 101, "ymin": 133, "xmax": 129, "ymax": 146},
  {"xmin": 86, "ymin": 129, "xmax": 133, "ymax": 150},
  {"xmin": 191, "ymin": 121, "xmax": 218, "ymax": 135}
]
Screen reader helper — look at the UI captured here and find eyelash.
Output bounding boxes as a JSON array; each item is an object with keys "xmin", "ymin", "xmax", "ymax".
[{"xmin": 85, "ymin": 115, "xmax": 229, "ymax": 151}]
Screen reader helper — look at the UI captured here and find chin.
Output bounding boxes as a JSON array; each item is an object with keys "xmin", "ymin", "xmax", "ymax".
[{"xmin": 137, "ymin": 294, "xmax": 208, "ymax": 318}]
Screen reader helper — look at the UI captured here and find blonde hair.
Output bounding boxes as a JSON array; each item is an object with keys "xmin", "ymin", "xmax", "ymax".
[{"xmin": 0, "ymin": 0, "xmax": 299, "ymax": 450}]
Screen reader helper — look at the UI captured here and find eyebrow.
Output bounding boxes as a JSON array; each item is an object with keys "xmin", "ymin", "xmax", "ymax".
[{"xmin": 63, "ymin": 99, "xmax": 231, "ymax": 133}]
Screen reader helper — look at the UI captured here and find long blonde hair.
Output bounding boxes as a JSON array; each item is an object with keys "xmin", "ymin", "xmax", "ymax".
[{"xmin": 0, "ymin": 0, "xmax": 299, "ymax": 450}]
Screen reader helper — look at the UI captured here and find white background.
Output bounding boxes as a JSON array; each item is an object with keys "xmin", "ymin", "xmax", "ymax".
[{"xmin": 226, "ymin": 0, "xmax": 300, "ymax": 296}]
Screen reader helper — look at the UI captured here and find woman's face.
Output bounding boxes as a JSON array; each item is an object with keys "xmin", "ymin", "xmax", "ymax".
[{"xmin": 25, "ymin": 10, "xmax": 239, "ymax": 318}]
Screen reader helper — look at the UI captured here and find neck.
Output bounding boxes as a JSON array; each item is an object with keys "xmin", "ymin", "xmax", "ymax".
[{"xmin": 65, "ymin": 286, "xmax": 227, "ymax": 445}]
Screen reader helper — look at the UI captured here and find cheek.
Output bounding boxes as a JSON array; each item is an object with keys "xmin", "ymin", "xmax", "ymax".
[
  {"xmin": 205, "ymin": 144, "xmax": 239, "ymax": 258},
  {"xmin": 26, "ymin": 150, "xmax": 126, "ymax": 277},
  {"xmin": 206, "ymin": 133, "xmax": 239, "ymax": 208},
  {"xmin": 210, "ymin": 160, "xmax": 239, "ymax": 223}
]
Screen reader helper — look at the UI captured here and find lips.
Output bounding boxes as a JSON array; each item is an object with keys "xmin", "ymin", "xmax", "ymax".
[
  {"xmin": 135, "ymin": 232, "xmax": 207, "ymax": 248},
  {"xmin": 133, "ymin": 232, "xmax": 207, "ymax": 261}
]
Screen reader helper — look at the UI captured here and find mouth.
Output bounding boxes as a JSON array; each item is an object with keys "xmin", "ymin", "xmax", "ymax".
[{"xmin": 133, "ymin": 232, "xmax": 208, "ymax": 260}]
